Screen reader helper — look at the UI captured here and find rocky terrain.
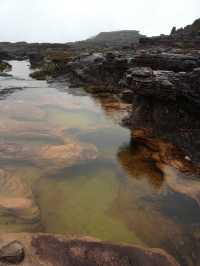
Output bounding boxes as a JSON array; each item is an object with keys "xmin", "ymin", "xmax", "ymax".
[
  {"xmin": 0, "ymin": 18, "xmax": 200, "ymax": 266},
  {"xmin": 27, "ymin": 44, "xmax": 200, "ymax": 166},
  {"xmin": 0, "ymin": 234, "xmax": 179, "ymax": 266},
  {"xmin": 58, "ymin": 19, "xmax": 200, "ymax": 167},
  {"xmin": 140, "ymin": 18, "xmax": 200, "ymax": 48},
  {"xmin": 86, "ymin": 30, "xmax": 145, "ymax": 47}
]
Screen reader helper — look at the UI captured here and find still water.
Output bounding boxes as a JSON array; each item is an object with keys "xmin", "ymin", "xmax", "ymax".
[{"xmin": 0, "ymin": 61, "xmax": 199, "ymax": 265}]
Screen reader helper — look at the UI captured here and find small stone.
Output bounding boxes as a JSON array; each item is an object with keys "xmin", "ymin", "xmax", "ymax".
[
  {"xmin": 0, "ymin": 241, "xmax": 25, "ymax": 264},
  {"xmin": 185, "ymin": 156, "xmax": 191, "ymax": 161}
]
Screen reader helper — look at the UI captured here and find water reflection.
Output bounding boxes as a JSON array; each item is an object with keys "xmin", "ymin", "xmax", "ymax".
[
  {"xmin": 0, "ymin": 60, "xmax": 199, "ymax": 266},
  {"xmin": 117, "ymin": 141, "xmax": 164, "ymax": 190},
  {"xmin": 116, "ymin": 140, "xmax": 200, "ymax": 266},
  {"xmin": 93, "ymin": 95, "xmax": 131, "ymax": 124}
]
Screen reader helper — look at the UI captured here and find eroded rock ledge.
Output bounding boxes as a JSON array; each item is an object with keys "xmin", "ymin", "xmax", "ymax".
[
  {"xmin": 123, "ymin": 66, "xmax": 200, "ymax": 164},
  {"xmin": 0, "ymin": 233, "xmax": 179, "ymax": 266}
]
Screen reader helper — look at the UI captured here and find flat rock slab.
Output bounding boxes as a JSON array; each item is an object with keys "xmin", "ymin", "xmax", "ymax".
[{"xmin": 0, "ymin": 233, "xmax": 179, "ymax": 266}]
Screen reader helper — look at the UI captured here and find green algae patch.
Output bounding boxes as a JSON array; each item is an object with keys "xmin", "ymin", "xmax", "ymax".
[{"xmin": 35, "ymin": 165, "xmax": 143, "ymax": 246}]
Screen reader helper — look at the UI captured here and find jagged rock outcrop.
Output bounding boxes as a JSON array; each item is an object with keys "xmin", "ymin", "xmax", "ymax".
[
  {"xmin": 123, "ymin": 67, "xmax": 200, "ymax": 163},
  {"xmin": 133, "ymin": 52, "xmax": 200, "ymax": 72},
  {"xmin": 30, "ymin": 51, "xmax": 75, "ymax": 79},
  {"xmin": 31, "ymin": 52, "xmax": 130, "ymax": 95},
  {"xmin": 140, "ymin": 18, "xmax": 200, "ymax": 48},
  {"xmin": 67, "ymin": 52, "xmax": 129, "ymax": 89}
]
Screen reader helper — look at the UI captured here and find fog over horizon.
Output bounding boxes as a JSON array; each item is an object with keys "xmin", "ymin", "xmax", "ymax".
[{"xmin": 0, "ymin": 0, "xmax": 199, "ymax": 43}]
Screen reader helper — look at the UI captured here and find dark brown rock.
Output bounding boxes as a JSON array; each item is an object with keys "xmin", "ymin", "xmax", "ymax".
[
  {"xmin": 0, "ymin": 241, "xmax": 24, "ymax": 264},
  {"xmin": 133, "ymin": 53, "xmax": 200, "ymax": 72},
  {"xmin": 0, "ymin": 233, "xmax": 180, "ymax": 266},
  {"xmin": 31, "ymin": 235, "xmax": 179, "ymax": 266},
  {"xmin": 60, "ymin": 52, "xmax": 130, "ymax": 92},
  {"xmin": 123, "ymin": 67, "xmax": 200, "ymax": 164},
  {"xmin": 139, "ymin": 18, "xmax": 200, "ymax": 48}
]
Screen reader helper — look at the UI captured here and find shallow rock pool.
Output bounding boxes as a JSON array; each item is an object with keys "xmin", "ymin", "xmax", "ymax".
[{"xmin": 0, "ymin": 61, "xmax": 199, "ymax": 265}]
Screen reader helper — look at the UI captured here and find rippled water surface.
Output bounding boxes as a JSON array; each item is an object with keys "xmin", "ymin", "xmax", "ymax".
[{"xmin": 0, "ymin": 61, "xmax": 200, "ymax": 265}]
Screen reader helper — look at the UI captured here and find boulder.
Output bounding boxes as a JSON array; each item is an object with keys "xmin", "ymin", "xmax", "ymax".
[{"xmin": 0, "ymin": 241, "xmax": 24, "ymax": 264}]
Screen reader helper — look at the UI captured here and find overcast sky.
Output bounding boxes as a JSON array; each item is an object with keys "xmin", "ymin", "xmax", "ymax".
[{"xmin": 0, "ymin": 0, "xmax": 199, "ymax": 43}]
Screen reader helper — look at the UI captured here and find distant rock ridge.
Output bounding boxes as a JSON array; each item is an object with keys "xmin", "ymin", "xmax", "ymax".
[
  {"xmin": 140, "ymin": 18, "xmax": 200, "ymax": 48},
  {"xmin": 87, "ymin": 30, "xmax": 145, "ymax": 46}
]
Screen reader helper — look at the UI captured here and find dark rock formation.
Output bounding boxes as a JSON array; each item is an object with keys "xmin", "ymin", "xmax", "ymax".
[
  {"xmin": 0, "ymin": 50, "xmax": 11, "ymax": 60},
  {"xmin": 123, "ymin": 66, "xmax": 200, "ymax": 164},
  {"xmin": 0, "ymin": 49, "xmax": 11, "ymax": 72},
  {"xmin": 32, "ymin": 235, "xmax": 179, "ymax": 266},
  {"xmin": 86, "ymin": 30, "xmax": 145, "ymax": 47},
  {"xmin": 0, "ymin": 42, "xmax": 70, "ymax": 61},
  {"xmin": 0, "ymin": 241, "xmax": 24, "ymax": 264},
  {"xmin": 133, "ymin": 53, "xmax": 200, "ymax": 72},
  {"xmin": 31, "ymin": 52, "xmax": 130, "ymax": 96},
  {"xmin": 0, "ymin": 233, "xmax": 179, "ymax": 266},
  {"xmin": 67, "ymin": 52, "xmax": 129, "ymax": 90},
  {"xmin": 29, "ymin": 53, "xmax": 45, "ymax": 68},
  {"xmin": 30, "ymin": 50, "xmax": 76, "ymax": 79},
  {"xmin": 0, "ymin": 61, "xmax": 11, "ymax": 72},
  {"xmin": 140, "ymin": 18, "xmax": 200, "ymax": 48}
]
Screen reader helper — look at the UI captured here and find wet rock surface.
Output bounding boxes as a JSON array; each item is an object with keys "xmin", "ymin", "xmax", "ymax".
[
  {"xmin": 0, "ymin": 234, "xmax": 179, "ymax": 266},
  {"xmin": 132, "ymin": 53, "xmax": 200, "ymax": 72},
  {"xmin": 0, "ymin": 241, "xmax": 24, "ymax": 264},
  {"xmin": 117, "ymin": 138, "xmax": 200, "ymax": 266},
  {"xmin": 52, "ymin": 51, "xmax": 130, "ymax": 92},
  {"xmin": 0, "ymin": 18, "xmax": 199, "ymax": 266},
  {"xmin": 123, "ymin": 66, "xmax": 200, "ymax": 163}
]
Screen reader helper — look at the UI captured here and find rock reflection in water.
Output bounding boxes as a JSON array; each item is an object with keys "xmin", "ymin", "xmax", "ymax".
[
  {"xmin": 93, "ymin": 95, "xmax": 131, "ymax": 123},
  {"xmin": 116, "ymin": 140, "xmax": 200, "ymax": 266},
  {"xmin": 118, "ymin": 141, "xmax": 164, "ymax": 190},
  {"xmin": 0, "ymin": 60, "xmax": 199, "ymax": 266}
]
